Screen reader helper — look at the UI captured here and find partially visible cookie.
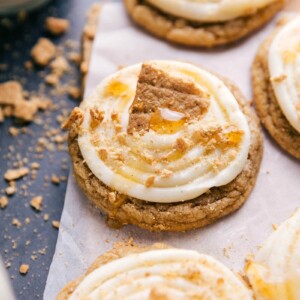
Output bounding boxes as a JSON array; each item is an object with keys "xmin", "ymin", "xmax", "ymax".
[
  {"xmin": 123, "ymin": 0, "xmax": 284, "ymax": 48},
  {"xmin": 246, "ymin": 208, "xmax": 300, "ymax": 300},
  {"xmin": 57, "ymin": 242, "xmax": 253, "ymax": 299},
  {"xmin": 64, "ymin": 60, "xmax": 263, "ymax": 232},
  {"xmin": 253, "ymin": 16, "xmax": 300, "ymax": 159}
]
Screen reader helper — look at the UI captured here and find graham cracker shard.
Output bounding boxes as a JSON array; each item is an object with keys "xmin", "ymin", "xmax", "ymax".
[
  {"xmin": 127, "ymin": 63, "xmax": 210, "ymax": 134},
  {"xmin": 62, "ymin": 107, "xmax": 84, "ymax": 130},
  {"xmin": 0, "ymin": 81, "xmax": 23, "ymax": 105},
  {"xmin": 31, "ymin": 38, "xmax": 56, "ymax": 66}
]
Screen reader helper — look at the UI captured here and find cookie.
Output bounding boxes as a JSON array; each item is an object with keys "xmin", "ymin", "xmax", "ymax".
[
  {"xmin": 57, "ymin": 242, "xmax": 253, "ymax": 299},
  {"xmin": 246, "ymin": 208, "xmax": 300, "ymax": 300},
  {"xmin": 253, "ymin": 16, "xmax": 300, "ymax": 159},
  {"xmin": 64, "ymin": 60, "xmax": 263, "ymax": 232},
  {"xmin": 123, "ymin": 0, "xmax": 284, "ymax": 48}
]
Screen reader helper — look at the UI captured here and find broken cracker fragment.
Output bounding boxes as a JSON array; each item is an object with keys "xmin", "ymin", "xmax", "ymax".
[
  {"xmin": 14, "ymin": 100, "xmax": 38, "ymax": 121},
  {"xmin": 45, "ymin": 17, "xmax": 69, "ymax": 36},
  {"xmin": 68, "ymin": 86, "xmax": 81, "ymax": 99},
  {"xmin": 51, "ymin": 175, "xmax": 60, "ymax": 185},
  {"xmin": 31, "ymin": 162, "xmax": 40, "ymax": 169},
  {"xmin": 52, "ymin": 220, "xmax": 60, "ymax": 229},
  {"xmin": 98, "ymin": 148, "xmax": 108, "ymax": 160},
  {"xmin": 145, "ymin": 175, "xmax": 155, "ymax": 187},
  {"xmin": 175, "ymin": 137, "xmax": 191, "ymax": 152},
  {"xmin": 270, "ymin": 73, "xmax": 287, "ymax": 83},
  {"xmin": 0, "ymin": 107, "xmax": 4, "ymax": 122},
  {"xmin": 4, "ymin": 167, "xmax": 29, "ymax": 181},
  {"xmin": 8, "ymin": 127, "xmax": 19, "ymax": 137},
  {"xmin": 50, "ymin": 56, "xmax": 69, "ymax": 76},
  {"xmin": 12, "ymin": 218, "xmax": 22, "ymax": 228},
  {"xmin": 30, "ymin": 196, "xmax": 43, "ymax": 211},
  {"xmin": 5, "ymin": 186, "xmax": 16, "ymax": 196},
  {"xmin": 0, "ymin": 81, "xmax": 23, "ymax": 105},
  {"xmin": 19, "ymin": 264, "xmax": 29, "ymax": 275},
  {"xmin": 127, "ymin": 63, "xmax": 210, "ymax": 134},
  {"xmin": 90, "ymin": 107, "xmax": 104, "ymax": 128},
  {"xmin": 0, "ymin": 196, "xmax": 8, "ymax": 209},
  {"xmin": 62, "ymin": 107, "xmax": 84, "ymax": 130},
  {"xmin": 45, "ymin": 73, "xmax": 59, "ymax": 86},
  {"xmin": 31, "ymin": 38, "xmax": 56, "ymax": 66}
]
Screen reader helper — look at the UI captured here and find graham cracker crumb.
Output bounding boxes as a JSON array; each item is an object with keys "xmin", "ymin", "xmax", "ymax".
[
  {"xmin": 50, "ymin": 56, "xmax": 69, "ymax": 76},
  {"xmin": 160, "ymin": 169, "xmax": 173, "ymax": 178},
  {"xmin": 31, "ymin": 162, "xmax": 40, "ymax": 169},
  {"xmin": 31, "ymin": 38, "xmax": 56, "ymax": 66},
  {"xmin": 62, "ymin": 107, "xmax": 84, "ymax": 130},
  {"xmin": 30, "ymin": 196, "xmax": 43, "ymax": 211},
  {"xmin": 0, "ymin": 196, "xmax": 8, "ymax": 209},
  {"xmin": 175, "ymin": 137, "xmax": 191, "ymax": 152},
  {"xmin": 4, "ymin": 167, "xmax": 29, "ymax": 181},
  {"xmin": 45, "ymin": 73, "xmax": 59, "ymax": 86},
  {"xmin": 98, "ymin": 148, "xmax": 108, "ymax": 160},
  {"xmin": 145, "ymin": 175, "xmax": 155, "ymax": 187},
  {"xmin": 44, "ymin": 214, "xmax": 49, "ymax": 221},
  {"xmin": 0, "ymin": 107, "xmax": 4, "ymax": 122},
  {"xmin": 5, "ymin": 186, "xmax": 16, "ymax": 196},
  {"xmin": 90, "ymin": 107, "xmax": 104, "ymax": 126},
  {"xmin": 272, "ymin": 223, "xmax": 278, "ymax": 230},
  {"xmin": 19, "ymin": 264, "xmax": 29, "ymax": 275},
  {"xmin": 68, "ymin": 52, "xmax": 81, "ymax": 64},
  {"xmin": 14, "ymin": 100, "xmax": 38, "ymax": 121},
  {"xmin": 52, "ymin": 220, "xmax": 60, "ymax": 229},
  {"xmin": 0, "ymin": 81, "xmax": 23, "ymax": 105},
  {"xmin": 8, "ymin": 127, "xmax": 19, "ymax": 137},
  {"xmin": 51, "ymin": 175, "xmax": 60, "ymax": 185},
  {"xmin": 270, "ymin": 74, "xmax": 287, "ymax": 83},
  {"xmin": 68, "ymin": 86, "xmax": 81, "ymax": 99},
  {"xmin": 45, "ymin": 17, "xmax": 69, "ymax": 36}
]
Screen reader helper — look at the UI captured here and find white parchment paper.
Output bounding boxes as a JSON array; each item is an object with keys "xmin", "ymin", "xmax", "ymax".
[{"xmin": 44, "ymin": 3, "xmax": 300, "ymax": 299}]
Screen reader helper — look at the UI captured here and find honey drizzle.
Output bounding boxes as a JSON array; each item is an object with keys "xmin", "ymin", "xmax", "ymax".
[{"xmin": 149, "ymin": 109, "xmax": 186, "ymax": 135}]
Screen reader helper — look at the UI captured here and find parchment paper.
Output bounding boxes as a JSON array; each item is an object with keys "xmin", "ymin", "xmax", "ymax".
[{"xmin": 44, "ymin": 3, "xmax": 300, "ymax": 299}]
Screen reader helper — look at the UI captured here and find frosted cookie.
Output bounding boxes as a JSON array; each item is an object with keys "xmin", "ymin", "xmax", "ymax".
[
  {"xmin": 64, "ymin": 60, "xmax": 263, "ymax": 232},
  {"xmin": 246, "ymin": 208, "xmax": 300, "ymax": 300},
  {"xmin": 253, "ymin": 16, "xmax": 300, "ymax": 159},
  {"xmin": 123, "ymin": 0, "xmax": 284, "ymax": 48},
  {"xmin": 57, "ymin": 243, "xmax": 253, "ymax": 299}
]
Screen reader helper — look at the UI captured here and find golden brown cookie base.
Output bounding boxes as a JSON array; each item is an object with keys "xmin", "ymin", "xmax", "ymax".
[
  {"xmin": 68, "ymin": 74, "xmax": 263, "ymax": 232},
  {"xmin": 56, "ymin": 242, "xmax": 168, "ymax": 300},
  {"xmin": 123, "ymin": 0, "xmax": 284, "ymax": 48},
  {"xmin": 252, "ymin": 27, "xmax": 300, "ymax": 159}
]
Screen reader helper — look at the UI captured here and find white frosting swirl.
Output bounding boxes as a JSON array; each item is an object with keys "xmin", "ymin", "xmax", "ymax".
[
  {"xmin": 268, "ymin": 16, "xmax": 300, "ymax": 134},
  {"xmin": 78, "ymin": 61, "xmax": 250, "ymax": 203},
  {"xmin": 146, "ymin": 0, "xmax": 277, "ymax": 23},
  {"xmin": 246, "ymin": 208, "xmax": 300, "ymax": 300},
  {"xmin": 69, "ymin": 248, "xmax": 253, "ymax": 300}
]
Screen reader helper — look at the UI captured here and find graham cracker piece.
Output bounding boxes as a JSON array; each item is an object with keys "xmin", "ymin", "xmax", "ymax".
[
  {"xmin": 0, "ymin": 81, "xmax": 23, "ymax": 105},
  {"xmin": 31, "ymin": 38, "xmax": 56, "ymax": 67},
  {"xmin": 127, "ymin": 63, "xmax": 210, "ymax": 134},
  {"xmin": 45, "ymin": 17, "xmax": 70, "ymax": 36}
]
